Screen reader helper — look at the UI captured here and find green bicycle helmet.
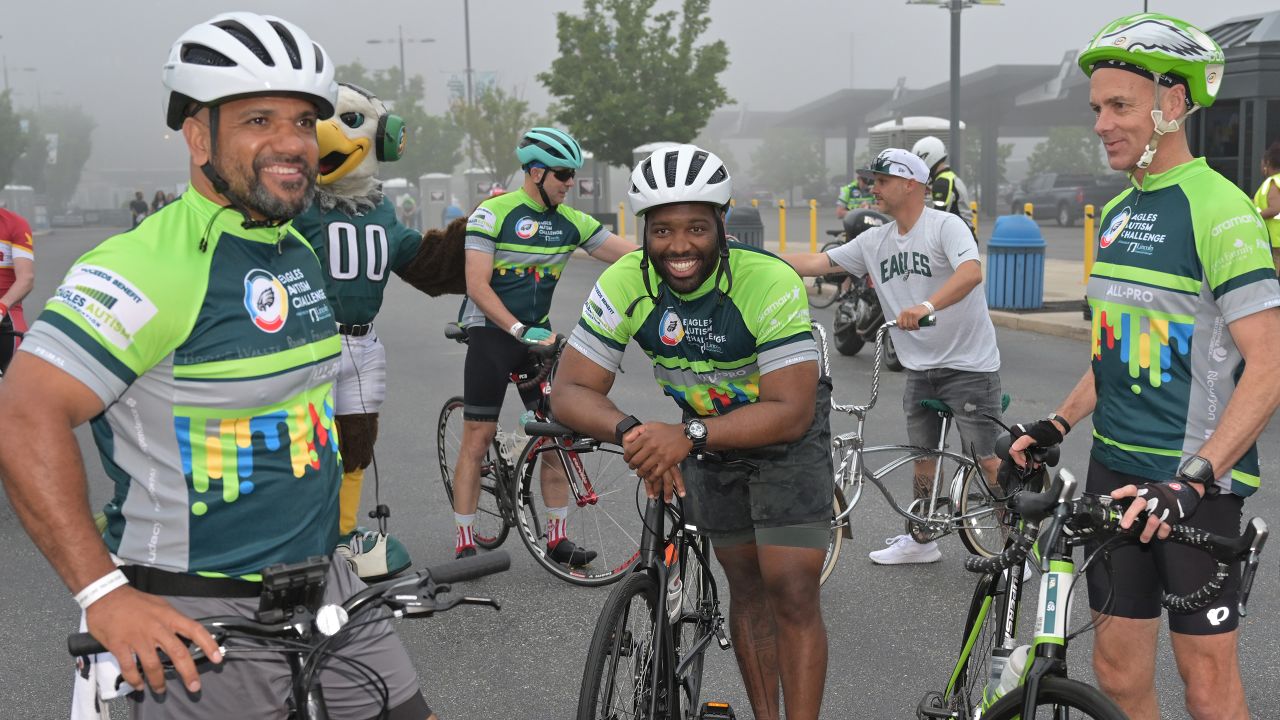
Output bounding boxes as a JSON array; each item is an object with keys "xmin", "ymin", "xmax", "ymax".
[
  {"xmin": 516, "ymin": 127, "xmax": 584, "ymax": 170},
  {"xmin": 1078, "ymin": 12, "xmax": 1224, "ymax": 109}
]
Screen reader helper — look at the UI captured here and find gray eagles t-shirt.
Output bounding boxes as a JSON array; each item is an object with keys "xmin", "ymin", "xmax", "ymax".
[{"xmin": 827, "ymin": 207, "xmax": 1000, "ymax": 372}]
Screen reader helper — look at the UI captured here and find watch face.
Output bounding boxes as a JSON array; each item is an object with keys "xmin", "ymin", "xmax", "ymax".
[
  {"xmin": 686, "ymin": 420, "xmax": 708, "ymax": 439},
  {"xmin": 1181, "ymin": 456, "xmax": 1214, "ymax": 483}
]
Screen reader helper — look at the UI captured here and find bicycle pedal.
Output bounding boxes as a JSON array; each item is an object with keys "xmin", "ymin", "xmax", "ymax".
[
  {"xmin": 714, "ymin": 626, "xmax": 731, "ymax": 650},
  {"xmin": 698, "ymin": 701, "xmax": 736, "ymax": 719}
]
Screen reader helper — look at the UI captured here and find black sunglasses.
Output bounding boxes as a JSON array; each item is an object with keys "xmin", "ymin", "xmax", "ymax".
[{"xmin": 547, "ymin": 168, "xmax": 576, "ymax": 182}]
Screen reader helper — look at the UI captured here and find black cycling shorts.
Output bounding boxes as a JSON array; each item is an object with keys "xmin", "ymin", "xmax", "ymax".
[
  {"xmin": 1084, "ymin": 457, "xmax": 1244, "ymax": 635},
  {"xmin": 462, "ymin": 325, "xmax": 543, "ymax": 422}
]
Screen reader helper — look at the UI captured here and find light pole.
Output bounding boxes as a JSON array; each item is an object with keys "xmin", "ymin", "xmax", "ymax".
[
  {"xmin": 464, "ymin": 0, "xmax": 474, "ymax": 107},
  {"xmin": 366, "ymin": 26, "xmax": 435, "ymax": 96},
  {"xmin": 906, "ymin": 0, "xmax": 1003, "ymax": 173}
]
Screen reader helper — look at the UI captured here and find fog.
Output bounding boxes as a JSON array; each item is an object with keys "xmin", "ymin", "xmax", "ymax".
[{"xmin": 2, "ymin": 0, "xmax": 1276, "ymax": 175}]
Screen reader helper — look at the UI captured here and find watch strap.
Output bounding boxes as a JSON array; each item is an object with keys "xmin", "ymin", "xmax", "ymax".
[
  {"xmin": 615, "ymin": 415, "xmax": 642, "ymax": 446},
  {"xmin": 1047, "ymin": 413, "xmax": 1072, "ymax": 436},
  {"xmin": 684, "ymin": 420, "xmax": 708, "ymax": 452}
]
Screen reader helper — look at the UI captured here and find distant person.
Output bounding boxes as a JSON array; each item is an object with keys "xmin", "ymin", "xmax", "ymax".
[
  {"xmin": 128, "ymin": 191, "xmax": 148, "ymax": 228},
  {"xmin": 150, "ymin": 190, "xmax": 167, "ymax": 213},
  {"xmin": 1254, "ymin": 141, "xmax": 1280, "ymax": 273},
  {"xmin": 836, "ymin": 170, "xmax": 875, "ymax": 220},
  {"xmin": 397, "ymin": 192, "xmax": 420, "ymax": 231},
  {"xmin": 912, "ymin": 136, "xmax": 974, "ymax": 230},
  {"xmin": 0, "ymin": 205, "xmax": 34, "ymax": 373},
  {"xmin": 165, "ymin": 191, "xmax": 177, "ymax": 204}
]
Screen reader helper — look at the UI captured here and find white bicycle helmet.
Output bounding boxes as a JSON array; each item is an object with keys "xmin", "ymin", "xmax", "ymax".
[
  {"xmin": 912, "ymin": 136, "xmax": 947, "ymax": 170},
  {"xmin": 162, "ymin": 12, "xmax": 337, "ymax": 131},
  {"xmin": 628, "ymin": 144, "xmax": 732, "ymax": 216}
]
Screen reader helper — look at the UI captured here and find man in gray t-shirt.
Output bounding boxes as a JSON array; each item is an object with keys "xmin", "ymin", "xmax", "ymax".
[{"xmin": 785, "ymin": 148, "xmax": 1003, "ymax": 565}]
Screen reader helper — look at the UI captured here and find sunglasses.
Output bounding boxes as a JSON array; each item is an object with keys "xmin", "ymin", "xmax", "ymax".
[{"xmin": 547, "ymin": 168, "xmax": 576, "ymax": 182}]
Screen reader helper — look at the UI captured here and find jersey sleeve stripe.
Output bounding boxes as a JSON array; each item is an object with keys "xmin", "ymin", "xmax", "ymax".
[
  {"xmin": 20, "ymin": 318, "xmax": 134, "ymax": 404},
  {"xmin": 574, "ymin": 317, "xmax": 628, "ymax": 352},
  {"xmin": 464, "ymin": 234, "xmax": 496, "ymax": 253},
  {"xmin": 568, "ymin": 325, "xmax": 624, "ymax": 374},
  {"xmin": 758, "ymin": 342, "xmax": 818, "ymax": 376},
  {"xmin": 1215, "ymin": 279, "xmax": 1280, "ymax": 324},
  {"xmin": 1211, "ymin": 268, "xmax": 1277, "ymax": 300},
  {"xmin": 580, "ymin": 226, "xmax": 609, "ymax": 254},
  {"xmin": 11, "ymin": 246, "xmax": 33, "ymax": 261},
  {"xmin": 757, "ymin": 331, "xmax": 815, "ymax": 355}
]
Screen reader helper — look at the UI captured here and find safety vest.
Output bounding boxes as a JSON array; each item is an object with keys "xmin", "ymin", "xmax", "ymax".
[{"xmin": 1252, "ymin": 173, "xmax": 1280, "ymax": 248}]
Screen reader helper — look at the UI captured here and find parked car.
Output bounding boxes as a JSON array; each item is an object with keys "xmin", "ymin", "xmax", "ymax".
[{"xmin": 1009, "ymin": 172, "xmax": 1130, "ymax": 226}]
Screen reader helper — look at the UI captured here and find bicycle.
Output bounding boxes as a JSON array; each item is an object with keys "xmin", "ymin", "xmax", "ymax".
[
  {"xmin": 808, "ymin": 230, "xmax": 853, "ymax": 309},
  {"xmin": 436, "ymin": 322, "xmax": 640, "ymax": 586},
  {"xmin": 566, "ymin": 417, "xmax": 742, "ymax": 720},
  {"xmin": 816, "ymin": 319, "xmax": 1010, "ymax": 584},
  {"xmin": 68, "ymin": 551, "xmax": 513, "ymax": 720},
  {"xmin": 918, "ymin": 452, "xmax": 1269, "ymax": 720}
]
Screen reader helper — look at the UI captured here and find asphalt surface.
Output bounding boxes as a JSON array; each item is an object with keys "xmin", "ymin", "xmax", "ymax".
[{"xmin": 1, "ymin": 225, "xmax": 1277, "ymax": 719}]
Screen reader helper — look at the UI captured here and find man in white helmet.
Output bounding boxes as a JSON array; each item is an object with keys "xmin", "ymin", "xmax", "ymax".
[
  {"xmin": 912, "ymin": 135, "xmax": 974, "ymax": 230},
  {"xmin": 0, "ymin": 13, "xmax": 434, "ymax": 719},
  {"xmin": 1010, "ymin": 13, "xmax": 1280, "ymax": 719},
  {"xmin": 554, "ymin": 144, "xmax": 833, "ymax": 719}
]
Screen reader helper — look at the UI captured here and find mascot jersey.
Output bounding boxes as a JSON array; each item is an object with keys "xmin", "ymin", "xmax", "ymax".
[
  {"xmin": 17, "ymin": 191, "xmax": 342, "ymax": 579},
  {"xmin": 292, "ymin": 196, "xmax": 423, "ymax": 326}
]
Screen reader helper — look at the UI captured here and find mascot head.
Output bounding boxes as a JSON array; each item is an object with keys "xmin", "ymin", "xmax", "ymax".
[{"xmin": 315, "ymin": 83, "xmax": 407, "ymax": 213}]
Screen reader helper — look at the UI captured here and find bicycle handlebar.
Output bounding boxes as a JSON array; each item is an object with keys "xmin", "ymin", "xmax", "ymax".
[
  {"xmin": 965, "ymin": 474, "xmax": 1268, "ymax": 615},
  {"xmin": 832, "ymin": 319, "xmax": 935, "ymax": 417}
]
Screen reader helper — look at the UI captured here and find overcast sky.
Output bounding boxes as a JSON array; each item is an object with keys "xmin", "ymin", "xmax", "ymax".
[{"xmin": 3, "ymin": 0, "xmax": 1276, "ymax": 172}]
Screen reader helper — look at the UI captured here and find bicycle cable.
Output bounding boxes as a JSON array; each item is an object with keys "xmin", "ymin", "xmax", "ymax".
[{"xmin": 1064, "ymin": 533, "xmax": 1128, "ymax": 642}]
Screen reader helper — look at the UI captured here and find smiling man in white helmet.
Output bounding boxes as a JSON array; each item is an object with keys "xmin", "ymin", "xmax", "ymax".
[
  {"xmin": 0, "ymin": 12, "xmax": 434, "ymax": 719},
  {"xmin": 553, "ymin": 144, "xmax": 832, "ymax": 719},
  {"xmin": 1010, "ymin": 13, "xmax": 1280, "ymax": 720}
]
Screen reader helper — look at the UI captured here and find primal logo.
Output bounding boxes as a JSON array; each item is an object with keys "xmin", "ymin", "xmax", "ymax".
[
  {"xmin": 515, "ymin": 217, "xmax": 539, "ymax": 240},
  {"xmin": 1099, "ymin": 207, "xmax": 1131, "ymax": 249},
  {"xmin": 243, "ymin": 269, "xmax": 289, "ymax": 333},
  {"xmin": 659, "ymin": 308, "xmax": 685, "ymax": 346}
]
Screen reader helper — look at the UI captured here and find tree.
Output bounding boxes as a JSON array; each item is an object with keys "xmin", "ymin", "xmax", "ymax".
[
  {"xmin": 11, "ymin": 111, "xmax": 49, "ymax": 193},
  {"xmin": 960, "ymin": 132, "xmax": 1013, "ymax": 207},
  {"xmin": 1027, "ymin": 127, "xmax": 1106, "ymax": 176},
  {"xmin": 0, "ymin": 91, "xmax": 28, "ymax": 189},
  {"xmin": 749, "ymin": 129, "xmax": 824, "ymax": 204},
  {"xmin": 538, "ymin": 0, "xmax": 730, "ymax": 168},
  {"xmin": 450, "ymin": 85, "xmax": 533, "ymax": 183},
  {"xmin": 334, "ymin": 61, "xmax": 465, "ymax": 179},
  {"xmin": 41, "ymin": 104, "xmax": 94, "ymax": 212}
]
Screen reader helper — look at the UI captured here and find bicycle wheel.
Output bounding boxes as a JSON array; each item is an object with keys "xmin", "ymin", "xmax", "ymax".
[
  {"xmin": 982, "ymin": 675, "xmax": 1127, "ymax": 720},
  {"xmin": 808, "ymin": 241, "xmax": 846, "ymax": 309},
  {"xmin": 819, "ymin": 488, "xmax": 846, "ymax": 585},
  {"xmin": 514, "ymin": 436, "xmax": 642, "ymax": 586},
  {"xmin": 957, "ymin": 463, "xmax": 1011, "ymax": 558},
  {"xmin": 436, "ymin": 396, "xmax": 510, "ymax": 549},
  {"xmin": 945, "ymin": 571, "xmax": 1005, "ymax": 718},
  {"xmin": 577, "ymin": 572, "xmax": 665, "ymax": 720}
]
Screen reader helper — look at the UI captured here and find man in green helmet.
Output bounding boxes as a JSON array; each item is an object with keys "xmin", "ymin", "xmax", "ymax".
[
  {"xmin": 450, "ymin": 127, "xmax": 634, "ymax": 562},
  {"xmin": 1011, "ymin": 13, "xmax": 1280, "ymax": 720}
]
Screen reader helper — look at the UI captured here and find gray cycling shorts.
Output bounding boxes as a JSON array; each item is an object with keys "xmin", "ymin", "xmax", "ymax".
[
  {"xmin": 127, "ymin": 557, "xmax": 426, "ymax": 720},
  {"xmin": 903, "ymin": 368, "xmax": 1002, "ymax": 460}
]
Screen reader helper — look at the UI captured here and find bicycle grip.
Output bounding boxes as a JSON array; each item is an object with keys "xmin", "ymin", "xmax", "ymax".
[
  {"xmin": 523, "ymin": 420, "xmax": 572, "ymax": 438},
  {"xmin": 964, "ymin": 532, "xmax": 1034, "ymax": 575},
  {"xmin": 1162, "ymin": 564, "xmax": 1229, "ymax": 614},
  {"xmin": 426, "ymin": 550, "xmax": 511, "ymax": 584},
  {"xmin": 919, "ymin": 314, "xmax": 936, "ymax": 327},
  {"xmin": 68, "ymin": 632, "xmax": 106, "ymax": 657}
]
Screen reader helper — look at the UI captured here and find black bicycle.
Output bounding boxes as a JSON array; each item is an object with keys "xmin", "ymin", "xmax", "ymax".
[{"xmin": 69, "ymin": 551, "xmax": 512, "ymax": 720}]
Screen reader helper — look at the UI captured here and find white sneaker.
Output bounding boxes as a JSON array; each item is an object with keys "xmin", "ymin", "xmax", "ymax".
[{"xmin": 868, "ymin": 534, "xmax": 942, "ymax": 565}]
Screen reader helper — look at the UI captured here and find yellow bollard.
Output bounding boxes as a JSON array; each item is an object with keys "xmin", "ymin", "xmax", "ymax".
[
  {"xmin": 751, "ymin": 198, "xmax": 759, "ymax": 209},
  {"xmin": 1083, "ymin": 204, "xmax": 1096, "ymax": 281},
  {"xmin": 617, "ymin": 202, "xmax": 626, "ymax": 239},
  {"xmin": 778, "ymin": 199, "xmax": 787, "ymax": 252},
  {"xmin": 970, "ymin": 200, "xmax": 979, "ymax": 238},
  {"xmin": 730, "ymin": 198, "xmax": 736, "ymax": 207},
  {"xmin": 1023, "ymin": 202, "xmax": 1034, "ymax": 219},
  {"xmin": 809, "ymin": 199, "xmax": 818, "ymax": 252}
]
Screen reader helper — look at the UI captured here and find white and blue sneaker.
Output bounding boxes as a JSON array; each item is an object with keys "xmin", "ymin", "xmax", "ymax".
[{"xmin": 868, "ymin": 534, "xmax": 943, "ymax": 565}]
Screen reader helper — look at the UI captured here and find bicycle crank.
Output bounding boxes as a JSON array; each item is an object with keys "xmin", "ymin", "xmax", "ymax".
[{"xmin": 905, "ymin": 498, "xmax": 953, "ymax": 544}]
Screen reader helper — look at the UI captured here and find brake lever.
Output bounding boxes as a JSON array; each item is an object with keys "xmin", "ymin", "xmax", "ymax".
[{"xmin": 1238, "ymin": 518, "xmax": 1269, "ymax": 618}]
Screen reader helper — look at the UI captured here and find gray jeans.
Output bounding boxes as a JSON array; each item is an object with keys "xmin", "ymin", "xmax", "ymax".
[{"xmin": 903, "ymin": 367, "xmax": 1002, "ymax": 460}]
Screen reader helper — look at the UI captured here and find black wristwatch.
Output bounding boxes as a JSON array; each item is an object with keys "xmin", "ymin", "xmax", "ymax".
[
  {"xmin": 615, "ymin": 415, "xmax": 643, "ymax": 446},
  {"xmin": 1178, "ymin": 455, "xmax": 1218, "ymax": 495},
  {"xmin": 684, "ymin": 419, "xmax": 708, "ymax": 453}
]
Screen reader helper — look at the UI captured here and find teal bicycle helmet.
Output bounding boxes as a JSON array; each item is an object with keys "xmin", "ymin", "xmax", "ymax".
[{"xmin": 516, "ymin": 127, "xmax": 584, "ymax": 170}]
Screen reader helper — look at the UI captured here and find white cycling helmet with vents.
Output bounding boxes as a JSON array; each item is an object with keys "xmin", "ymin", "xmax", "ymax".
[
  {"xmin": 628, "ymin": 144, "xmax": 732, "ymax": 216},
  {"xmin": 912, "ymin": 136, "xmax": 947, "ymax": 170},
  {"xmin": 162, "ymin": 12, "xmax": 337, "ymax": 130}
]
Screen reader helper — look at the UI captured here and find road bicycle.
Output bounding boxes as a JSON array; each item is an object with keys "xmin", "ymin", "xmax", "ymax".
[
  {"xmin": 817, "ymin": 320, "xmax": 1010, "ymax": 584},
  {"xmin": 436, "ymin": 323, "xmax": 640, "ymax": 586},
  {"xmin": 564, "ymin": 417, "xmax": 741, "ymax": 720},
  {"xmin": 918, "ymin": 450, "xmax": 1269, "ymax": 720},
  {"xmin": 69, "ymin": 551, "xmax": 512, "ymax": 720}
]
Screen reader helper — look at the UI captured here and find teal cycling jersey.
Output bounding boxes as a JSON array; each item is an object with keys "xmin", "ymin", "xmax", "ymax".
[
  {"xmin": 461, "ymin": 187, "xmax": 608, "ymax": 328},
  {"xmin": 838, "ymin": 182, "xmax": 874, "ymax": 211},
  {"xmin": 291, "ymin": 195, "xmax": 422, "ymax": 325},
  {"xmin": 569, "ymin": 244, "xmax": 818, "ymax": 417},
  {"xmin": 19, "ymin": 190, "xmax": 342, "ymax": 579},
  {"xmin": 1088, "ymin": 158, "xmax": 1280, "ymax": 495}
]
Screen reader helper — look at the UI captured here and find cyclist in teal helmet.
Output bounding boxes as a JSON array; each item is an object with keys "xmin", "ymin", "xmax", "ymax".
[
  {"xmin": 1012, "ymin": 13, "xmax": 1280, "ymax": 720},
  {"xmin": 450, "ymin": 128, "xmax": 633, "ymax": 563}
]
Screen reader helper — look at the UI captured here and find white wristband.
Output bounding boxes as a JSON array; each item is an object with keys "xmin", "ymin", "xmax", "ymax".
[
  {"xmin": 509, "ymin": 321, "xmax": 526, "ymax": 338},
  {"xmin": 74, "ymin": 569, "xmax": 129, "ymax": 610},
  {"xmin": 921, "ymin": 300, "xmax": 936, "ymax": 314}
]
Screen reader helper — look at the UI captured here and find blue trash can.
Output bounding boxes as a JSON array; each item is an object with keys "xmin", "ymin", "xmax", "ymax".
[{"xmin": 985, "ymin": 215, "xmax": 1045, "ymax": 310}]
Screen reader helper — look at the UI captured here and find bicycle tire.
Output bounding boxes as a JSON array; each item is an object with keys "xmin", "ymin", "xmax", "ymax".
[
  {"xmin": 957, "ymin": 463, "xmax": 1010, "ymax": 558},
  {"xmin": 982, "ymin": 675, "xmax": 1127, "ymax": 720},
  {"xmin": 576, "ymin": 572, "xmax": 665, "ymax": 720},
  {"xmin": 819, "ymin": 488, "xmax": 846, "ymax": 585},
  {"xmin": 884, "ymin": 333, "xmax": 904, "ymax": 372},
  {"xmin": 809, "ymin": 240, "xmax": 847, "ymax": 310},
  {"xmin": 945, "ymin": 570, "xmax": 1005, "ymax": 718},
  {"xmin": 674, "ymin": 551, "xmax": 708, "ymax": 715},
  {"xmin": 514, "ymin": 436, "xmax": 641, "ymax": 586},
  {"xmin": 436, "ymin": 396, "xmax": 510, "ymax": 549}
]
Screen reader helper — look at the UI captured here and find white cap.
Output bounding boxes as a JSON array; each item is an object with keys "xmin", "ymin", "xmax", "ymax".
[{"xmin": 869, "ymin": 148, "xmax": 930, "ymax": 184}]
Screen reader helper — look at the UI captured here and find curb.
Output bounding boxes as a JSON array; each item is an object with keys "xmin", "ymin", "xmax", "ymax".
[{"xmin": 989, "ymin": 310, "xmax": 1090, "ymax": 343}]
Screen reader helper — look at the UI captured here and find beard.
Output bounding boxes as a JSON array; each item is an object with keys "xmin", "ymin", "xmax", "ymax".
[
  {"xmin": 651, "ymin": 239, "xmax": 720, "ymax": 294},
  {"xmin": 219, "ymin": 153, "xmax": 317, "ymax": 222}
]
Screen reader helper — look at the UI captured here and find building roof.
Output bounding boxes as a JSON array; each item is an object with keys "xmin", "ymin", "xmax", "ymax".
[{"xmin": 1207, "ymin": 10, "xmax": 1280, "ymax": 48}]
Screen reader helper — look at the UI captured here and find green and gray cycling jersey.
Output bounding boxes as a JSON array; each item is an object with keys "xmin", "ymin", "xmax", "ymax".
[
  {"xmin": 838, "ymin": 182, "xmax": 875, "ymax": 211},
  {"xmin": 1089, "ymin": 157, "xmax": 1280, "ymax": 496},
  {"xmin": 570, "ymin": 244, "xmax": 817, "ymax": 417},
  {"xmin": 19, "ymin": 190, "xmax": 342, "ymax": 579},
  {"xmin": 460, "ymin": 187, "xmax": 607, "ymax": 329},
  {"xmin": 291, "ymin": 195, "xmax": 422, "ymax": 326}
]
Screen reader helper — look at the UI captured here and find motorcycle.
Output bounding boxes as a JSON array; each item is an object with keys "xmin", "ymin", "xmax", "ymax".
[{"xmin": 825, "ymin": 209, "xmax": 903, "ymax": 371}]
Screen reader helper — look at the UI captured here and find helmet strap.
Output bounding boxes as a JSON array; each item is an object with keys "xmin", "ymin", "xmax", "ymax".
[
  {"xmin": 627, "ymin": 216, "xmax": 658, "ymax": 317},
  {"xmin": 1137, "ymin": 75, "xmax": 1200, "ymax": 171},
  {"xmin": 713, "ymin": 214, "xmax": 732, "ymax": 300},
  {"xmin": 533, "ymin": 166, "xmax": 556, "ymax": 211},
  {"xmin": 199, "ymin": 105, "xmax": 283, "ymax": 230}
]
